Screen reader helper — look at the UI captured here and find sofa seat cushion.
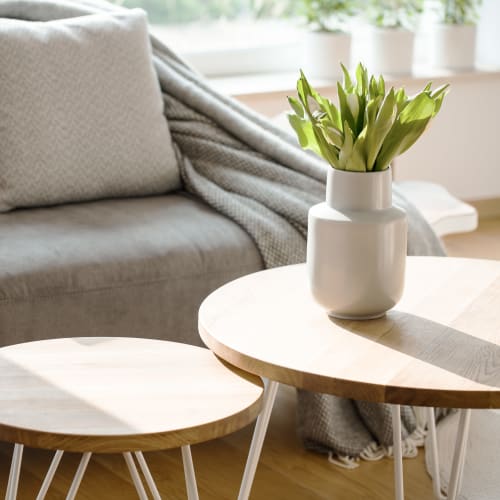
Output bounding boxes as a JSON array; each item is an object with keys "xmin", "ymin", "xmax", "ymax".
[{"xmin": 0, "ymin": 193, "xmax": 263, "ymax": 347}]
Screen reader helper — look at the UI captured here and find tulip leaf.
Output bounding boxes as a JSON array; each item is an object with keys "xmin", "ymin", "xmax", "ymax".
[
  {"xmin": 287, "ymin": 96, "xmax": 304, "ymax": 118},
  {"xmin": 375, "ymin": 93, "xmax": 436, "ymax": 170},
  {"xmin": 346, "ymin": 133, "xmax": 367, "ymax": 172},
  {"xmin": 365, "ymin": 89, "xmax": 397, "ymax": 171},
  {"xmin": 341, "ymin": 63, "xmax": 354, "ymax": 93},
  {"xmin": 288, "ymin": 64, "xmax": 448, "ymax": 174},
  {"xmin": 337, "ymin": 82, "xmax": 356, "ymax": 134},
  {"xmin": 338, "ymin": 121, "xmax": 354, "ymax": 170},
  {"xmin": 287, "ymin": 114, "xmax": 320, "ymax": 153}
]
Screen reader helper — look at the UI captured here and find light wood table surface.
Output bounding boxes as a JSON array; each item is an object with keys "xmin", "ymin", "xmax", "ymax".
[
  {"xmin": 199, "ymin": 256, "xmax": 500, "ymax": 500},
  {"xmin": 0, "ymin": 337, "xmax": 263, "ymax": 500}
]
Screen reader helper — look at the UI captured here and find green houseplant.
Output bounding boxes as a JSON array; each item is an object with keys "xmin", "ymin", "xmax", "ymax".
[
  {"xmin": 288, "ymin": 63, "xmax": 448, "ymax": 171},
  {"xmin": 429, "ymin": 0, "xmax": 482, "ymax": 69},
  {"xmin": 300, "ymin": 0, "xmax": 360, "ymax": 79},
  {"xmin": 365, "ymin": 0, "xmax": 423, "ymax": 29},
  {"xmin": 291, "ymin": 64, "xmax": 448, "ymax": 319},
  {"xmin": 301, "ymin": 0, "xmax": 358, "ymax": 32},
  {"xmin": 440, "ymin": 0, "xmax": 482, "ymax": 24},
  {"xmin": 362, "ymin": 0, "xmax": 424, "ymax": 75}
]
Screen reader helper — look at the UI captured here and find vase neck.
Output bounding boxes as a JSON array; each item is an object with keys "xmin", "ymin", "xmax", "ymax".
[{"xmin": 326, "ymin": 168, "xmax": 392, "ymax": 210}]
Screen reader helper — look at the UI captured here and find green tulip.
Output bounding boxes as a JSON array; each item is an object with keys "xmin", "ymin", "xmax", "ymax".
[{"xmin": 287, "ymin": 63, "xmax": 449, "ymax": 172}]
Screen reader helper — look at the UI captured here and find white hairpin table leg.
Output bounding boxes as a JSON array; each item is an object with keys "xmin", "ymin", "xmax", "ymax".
[
  {"xmin": 391, "ymin": 405, "xmax": 405, "ymax": 500},
  {"xmin": 238, "ymin": 379, "xmax": 279, "ymax": 500},
  {"xmin": 181, "ymin": 445, "xmax": 199, "ymax": 500},
  {"xmin": 447, "ymin": 409, "xmax": 471, "ymax": 500},
  {"xmin": 66, "ymin": 452, "xmax": 91, "ymax": 500},
  {"xmin": 426, "ymin": 406, "xmax": 471, "ymax": 500},
  {"xmin": 426, "ymin": 407, "xmax": 446, "ymax": 500},
  {"xmin": 134, "ymin": 451, "xmax": 162, "ymax": 500},
  {"xmin": 36, "ymin": 450, "xmax": 64, "ymax": 500},
  {"xmin": 5, "ymin": 443, "xmax": 24, "ymax": 500},
  {"xmin": 123, "ymin": 452, "xmax": 148, "ymax": 500}
]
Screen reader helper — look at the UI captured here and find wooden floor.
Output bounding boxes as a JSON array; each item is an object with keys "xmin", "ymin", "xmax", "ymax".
[{"xmin": 1, "ymin": 217, "xmax": 499, "ymax": 500}]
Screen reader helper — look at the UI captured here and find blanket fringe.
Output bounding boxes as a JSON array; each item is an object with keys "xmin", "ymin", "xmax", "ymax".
[
  {"xmin": 384, "ymin": 424, "xmax": 427, "ymax": 459},
  {"xmin": 408, "ymin": 424, "xmax": 427, "ymax": 447},
  {"xmin": 328, "ymin": 452, "xmax": 360, "ymax": 469},
  {"xmin": 328, "ymin": 425, "xmax": 428, "ymax": 469},
  {"xmin": 360, "ymin": 441, "xmax": 385, "ymax": 461}
]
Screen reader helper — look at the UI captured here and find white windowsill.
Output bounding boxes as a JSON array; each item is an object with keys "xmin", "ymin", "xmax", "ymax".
[{"xmin": 209, "ymin": 66, "xmax": 500, "ymax": 98}]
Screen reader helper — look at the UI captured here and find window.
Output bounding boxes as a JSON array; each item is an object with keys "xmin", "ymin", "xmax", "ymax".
[
  {"xmin": 111, "ymin": 0, "xmax": 302, "ymax": 76},
  {"xmin": 114, "ymin": 0, "xmax": 297, "ymax": 26}
]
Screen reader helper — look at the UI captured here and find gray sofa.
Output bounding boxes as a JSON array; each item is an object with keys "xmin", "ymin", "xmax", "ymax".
[
  {"xmin": 0, "ymin": 193, "xmax": 263, "ymax": 348},
  {"xmin": 0, "ymin": 3, "xmax": 293, "ymax": 351}
]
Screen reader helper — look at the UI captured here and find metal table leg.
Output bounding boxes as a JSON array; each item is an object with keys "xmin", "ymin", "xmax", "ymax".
[
  {"xmin": 181, "ymin": 445, "xmax": 199, "ymax": 500},
  {"xmin": 5, "ymin": 444, "xmax": 23, "ymax": 500},
  {"xmin": 447, "ymin": 409, "xmax": 471, "ymax": 500},
  {"xmin": 135, "ymin": 451, "xmax": 162, "ymax": 500},
  {"xmin": 391, "ymin": 405, "xmax": 405, "ymax": 500},
  {"xmin": 123, "ymin": 452, "xmax": 149, "ymax": 500},
  {"xmin": 426, "ymin": 407, "xmax": 446, "ymax": 500},
  {"xmin": 238, "ymin": 379, "xmax": 279, "ymax": 500},
  {"xmin": 36, "ymin": 450, "xmax": 64, "ymax": 500},
  {"xmin": 427, "ymin": 407, "xmax": 471, "ymax": 500},
  {"xmin": 66, "ymin": 452, "xmax": 91, "ymax": 500}
]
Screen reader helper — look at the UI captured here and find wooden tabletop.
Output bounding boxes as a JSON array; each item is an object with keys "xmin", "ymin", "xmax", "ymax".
[
  {"xmin": 0, "ymin": 338, "xmax": 263, "ymax": 453},
  {"xmin": 199, "ymin": 257, "xmax": 500, "ymax": 409}
]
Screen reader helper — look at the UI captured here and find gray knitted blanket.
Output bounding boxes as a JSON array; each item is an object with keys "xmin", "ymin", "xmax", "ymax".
[{"xmin": 1, "ymin": 0, "xmax": 446, "ymax": 462}]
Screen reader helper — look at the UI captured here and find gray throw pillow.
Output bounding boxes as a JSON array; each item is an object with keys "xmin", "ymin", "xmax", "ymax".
[{"xmin": 0, "ymin": 9, "xmax": 180, "ymax": 212}]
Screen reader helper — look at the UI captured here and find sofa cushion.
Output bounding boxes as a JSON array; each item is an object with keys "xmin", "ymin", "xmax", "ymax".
[
  {"xmin": 0, "ymin": 194, "xmax": 263, "ymax": 347},
  {"xmin": 0, "ymin": 10, "xmax": 180, "ymax": 212}
]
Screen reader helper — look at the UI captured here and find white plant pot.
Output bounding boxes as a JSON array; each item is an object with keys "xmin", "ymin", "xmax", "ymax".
[
  {"xmin": 364, "ymin": 28, "xmax": 415, "ymax": 76},
  {"xmin": 428, "ymin": 24, "xmax": 477, "ymax": 70},
  {"xmin": 302, "ymin": 31, "xmax": 351, "ymax": 79},
  {"xmin": 307, "ymin": 167, "xmax": 407, "ymax": 319}
]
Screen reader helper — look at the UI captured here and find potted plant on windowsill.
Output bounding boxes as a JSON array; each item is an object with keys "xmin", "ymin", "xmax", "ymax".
[
  {"xmin": 428, "ymin": 0, "xmax": 482, "ymax": 70},
  {"xmin": 363, "ymin": 0, "xmax": 423, "ymax": 75},
  {"xmin": 287, "ymin": 63, "xmax": 448, "ymax": 318},
  {"xmin": 301, "ymin": 0, "xmax": 359, "ymax": 79}
]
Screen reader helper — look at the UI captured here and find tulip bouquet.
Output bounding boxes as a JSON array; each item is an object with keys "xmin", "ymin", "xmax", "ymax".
[{"xmin": 287, "ymin": 63, "xmax": 449, "ymax": 172}]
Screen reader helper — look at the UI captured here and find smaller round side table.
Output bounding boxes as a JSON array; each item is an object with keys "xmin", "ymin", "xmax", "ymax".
[{"xmin": 0, "ymin": 337, "xmax": 263, "ymax": 500}]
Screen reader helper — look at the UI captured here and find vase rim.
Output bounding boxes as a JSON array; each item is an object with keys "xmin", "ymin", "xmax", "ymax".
[{"xmin": 329, "ymin": 167, "xmax": 391, "ymax": 175}]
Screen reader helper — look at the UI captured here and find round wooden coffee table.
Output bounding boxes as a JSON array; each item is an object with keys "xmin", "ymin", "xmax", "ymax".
[
  {"xmin": 199, "ymin": 256, "xmax": 500, "ymax": 500},
  {"xmin": 0, "ymin": 337, "xmax": 263, "ymax": 500}
]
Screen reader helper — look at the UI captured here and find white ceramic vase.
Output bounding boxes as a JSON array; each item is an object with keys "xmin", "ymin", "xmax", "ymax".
[
  {"xmin": 428, "ymin": 24, "xmax": 477, "ymax": 70},
  {"xmin": 302, "ymin": 31, "xmax": 351, "ymax": 79},
  {"xmin": 364, "ymin": 27, "xmax": 415, "ymax": 75},
  {"xmin": 307, "ymin": 167, "xmax": 407, "ymax": 319}
]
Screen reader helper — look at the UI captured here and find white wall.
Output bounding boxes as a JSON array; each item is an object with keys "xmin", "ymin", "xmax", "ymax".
[
  {"xmin": 392, "ymin": 72, "xmax": 500, "ymax": 201},
  {"xmin": 477, "ymin": 0, "xmax": 500, "ymax": 68}
]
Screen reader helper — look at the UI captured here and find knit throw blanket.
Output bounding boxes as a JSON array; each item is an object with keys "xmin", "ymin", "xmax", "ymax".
[{"xmin": 1, "ymin": 0, "xmax": 446, "ymax": 463}]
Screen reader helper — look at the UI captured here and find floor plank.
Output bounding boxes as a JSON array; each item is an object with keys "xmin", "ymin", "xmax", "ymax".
[{"xmin": 443, "ymin": 217, "xmax": 500, "ymax": 260}]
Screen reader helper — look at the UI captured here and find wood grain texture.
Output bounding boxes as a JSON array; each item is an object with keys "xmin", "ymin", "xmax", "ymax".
[
  {"xmin": 199, "ymin": 256, "xmax": 500, "ymax": 408},
  {"xmin": 0, "ymin": 385, "xmax": 434, "ymax": 500},
  {"xmin": 0, "ymin": 338, "xmax": 263, "ymax": 453}
]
